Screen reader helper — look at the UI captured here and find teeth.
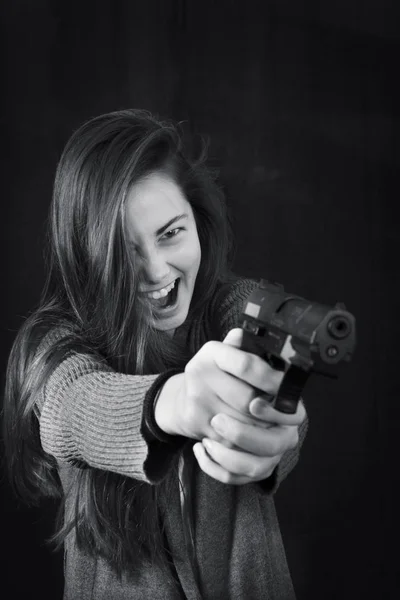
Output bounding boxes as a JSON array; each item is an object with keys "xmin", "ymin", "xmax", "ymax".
[{"xmin": 147, "ymin": 279, "xmax": 177, "ymax": 299}]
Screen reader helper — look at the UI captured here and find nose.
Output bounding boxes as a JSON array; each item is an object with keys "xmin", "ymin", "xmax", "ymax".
[{"xmin": 139, "ymin": 248, "xmax": 171, "ymax": 285}]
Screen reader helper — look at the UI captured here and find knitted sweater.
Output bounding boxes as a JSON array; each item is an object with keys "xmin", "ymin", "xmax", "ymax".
[{"xmin": 36, "ymin": 277, "xmax": 307, "ymax": 600}]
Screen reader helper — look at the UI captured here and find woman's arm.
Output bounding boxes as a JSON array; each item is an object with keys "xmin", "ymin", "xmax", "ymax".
[{"xmin": 36, "ymin": 340, "xmax": 185, "ymax": 484}]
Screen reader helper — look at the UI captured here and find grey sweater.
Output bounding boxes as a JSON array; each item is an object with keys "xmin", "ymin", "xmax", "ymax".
[{"xmin": 36, "ymin": 277, "xmax": 307, "ymax": 599}]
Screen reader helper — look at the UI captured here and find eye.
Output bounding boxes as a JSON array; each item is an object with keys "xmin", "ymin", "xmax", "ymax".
[{"xmin": 161, "ymin": 227, "xmax": 183, "ymax": 240}]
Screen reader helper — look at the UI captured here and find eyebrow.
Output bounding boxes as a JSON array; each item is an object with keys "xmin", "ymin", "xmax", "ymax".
[
  {"xmin": 155, "ymin": 213, "xmax": 188, "ymax": 236},
  {"xmin": 128, "ymin": 213, "xmax": 189, "ymax": 249}
]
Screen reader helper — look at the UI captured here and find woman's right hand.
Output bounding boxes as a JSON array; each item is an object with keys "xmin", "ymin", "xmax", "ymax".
[
  {"xmin": 155, "ymin": 328, "xmax": 304, "ymax": 444},
  {"xmin": 155, "ymin": 328, "xmax": 306, "ymax": 485}
]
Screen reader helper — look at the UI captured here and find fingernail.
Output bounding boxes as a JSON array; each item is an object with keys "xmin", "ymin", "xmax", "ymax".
[
  {"xmin": 250, "ymin": 396, "xmax": 272, "ymax": 416},
  {"xmin": 249, "ymin": 399, "xmax": 261, "ymax": 416},
  {"xmin": 202, "ymin": 438, "xmax": 212, "ymax": 451},
  {"xmin": 211, "ymin": 414, "xmax": 227, "ymax": 434},
  {"xmin": 193, "ymin": 443, "xmax": 201, "ymax": 456}
]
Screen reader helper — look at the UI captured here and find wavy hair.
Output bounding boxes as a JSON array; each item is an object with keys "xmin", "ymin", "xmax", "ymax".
[{"xmin": 2, "ymin": 109, "xmax": 237, "ymax": 578}]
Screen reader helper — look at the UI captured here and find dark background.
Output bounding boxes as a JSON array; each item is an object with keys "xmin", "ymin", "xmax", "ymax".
[{"xmin": 1, "ymin": 1, "xmax": 399, "ymax": 598}]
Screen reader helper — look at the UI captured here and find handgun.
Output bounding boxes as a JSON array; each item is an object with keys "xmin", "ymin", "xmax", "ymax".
[{"xmin": 239, "ymin": 279, "xmax": 357, "ymax": 414}]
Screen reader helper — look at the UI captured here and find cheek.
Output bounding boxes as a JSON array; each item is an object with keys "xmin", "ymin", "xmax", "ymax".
[
  {"xmin": 189, "ymin": 235, "xmax": 202, "ymax": 275},
  {"xmin": 178, "ymin": 234, "xmax": 201, "ymax": 275}
]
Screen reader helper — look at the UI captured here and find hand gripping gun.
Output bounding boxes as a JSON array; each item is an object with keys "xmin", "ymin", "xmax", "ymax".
[{"xmin": 239, "ymin": 280, "xmax": 357, "ymax": 414}]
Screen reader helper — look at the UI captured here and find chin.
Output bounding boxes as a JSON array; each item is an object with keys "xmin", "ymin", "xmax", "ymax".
[{"xmin": 155, "ymin": 311, "xmax": 188, "ymax": 333}]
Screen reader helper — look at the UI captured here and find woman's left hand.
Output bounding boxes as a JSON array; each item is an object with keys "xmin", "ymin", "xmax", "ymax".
[{"xmin": 192, "ymin": 404, "xmax": 303, "ymax": 485}]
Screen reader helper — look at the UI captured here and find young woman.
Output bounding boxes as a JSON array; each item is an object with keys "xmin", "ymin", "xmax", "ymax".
[{"xmin": 3, "ymin": 109, "xmax": 307, "ymax": 599}]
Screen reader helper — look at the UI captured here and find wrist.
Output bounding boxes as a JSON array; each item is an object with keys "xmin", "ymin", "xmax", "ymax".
[{"xmin": 154, "ymin": 373, "xmax": 185, "ymax": 436}]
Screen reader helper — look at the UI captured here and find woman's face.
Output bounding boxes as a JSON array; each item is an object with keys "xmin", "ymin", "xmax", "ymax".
[{"xmin": 125, "ymin": 171, "xmax": 201, "ymax": 336}]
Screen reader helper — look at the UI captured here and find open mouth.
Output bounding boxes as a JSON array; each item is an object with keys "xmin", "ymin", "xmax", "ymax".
[{"xmin": 150, "ymin": 278, "xmax": 180, "ymax": 310}]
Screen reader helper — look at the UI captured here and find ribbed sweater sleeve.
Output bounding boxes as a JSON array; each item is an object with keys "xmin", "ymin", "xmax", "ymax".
[
  {"xmin": 215, "ymin": 277, "xmax": 309, "ymax": 495},
  {"xmin": 37, "ymin": 330, "xmax": 185, "ymax": 484}
]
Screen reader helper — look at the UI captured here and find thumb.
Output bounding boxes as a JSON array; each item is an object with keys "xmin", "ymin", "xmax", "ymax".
[{"xmin": 222, "ymin": 327, "xmax": 243, "ymax": 348}]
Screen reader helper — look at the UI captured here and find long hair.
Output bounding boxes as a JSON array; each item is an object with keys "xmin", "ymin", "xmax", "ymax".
[{"xmin": 2, "ymin": 109, "xmax": 236, "ymax": 577}]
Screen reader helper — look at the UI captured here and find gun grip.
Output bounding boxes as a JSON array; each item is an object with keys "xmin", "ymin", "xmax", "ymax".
[
  {"xmin": 273, "ymin": 366, "xmax": 310, "ymax": 414},
  {"xmin": 240, "ymin": 329, "xmax": 308, "ymax": 414},
  {"xmin": 273, "ymin": 395, "xmax": 299, "ymax": 414}
]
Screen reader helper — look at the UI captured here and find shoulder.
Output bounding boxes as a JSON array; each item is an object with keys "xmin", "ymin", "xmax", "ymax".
[
  {"xmin": 35, "ymin": 323, "xmax": 76, "ymax": 355},
  {"xmin": 34, "ymin": 323, "xmax": 104, "ymax": 370},
  {"xmin": 211, "ymin": 275, "xmax": 260, "ymax": 340},
  {"xmin": 216, "ymin": 275, "xmax": 259, "ymax": 310}
]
